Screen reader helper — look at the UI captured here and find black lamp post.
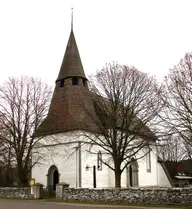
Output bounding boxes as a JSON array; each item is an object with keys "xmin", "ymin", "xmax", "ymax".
[{"xmin": 85, "ymin": 165, "xmax": 97, "ymax": 188}]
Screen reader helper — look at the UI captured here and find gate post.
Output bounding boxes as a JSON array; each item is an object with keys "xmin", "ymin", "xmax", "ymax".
[
  {"xmin": 56, "ymin": 182, "xmax": 69, "ymax": 200},
  {"xmin": 31, "ymin": 183, "xmax": 43, "ymax": 199}
]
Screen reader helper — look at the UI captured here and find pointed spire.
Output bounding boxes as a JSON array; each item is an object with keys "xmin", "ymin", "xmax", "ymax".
[
  {"xmin": 56, "ymin": 8, "xmax": 87, "ymax": 81},
  {"xmin": 71, "ymin": 6, "xmax": 73, "ymax": 31}
]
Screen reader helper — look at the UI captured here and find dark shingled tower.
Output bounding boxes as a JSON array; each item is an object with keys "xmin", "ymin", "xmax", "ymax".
[
  {"xmin": 35, "ymin": 10, "xmax": 99, "ymax": 136},
  {"xmin": 56, "ymin": 16, "xmax": 86, "ymax": 82}
]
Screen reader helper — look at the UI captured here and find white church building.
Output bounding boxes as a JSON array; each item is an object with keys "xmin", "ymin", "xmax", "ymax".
[{"xmin": 32, "ymin": 17, "xmax": 172, "ymax": 190}]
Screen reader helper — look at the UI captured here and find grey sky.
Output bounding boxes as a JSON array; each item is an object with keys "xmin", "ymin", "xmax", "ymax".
[{"xmin": 0, "ymin": 0, "xmax": 192, "ymax": 84}]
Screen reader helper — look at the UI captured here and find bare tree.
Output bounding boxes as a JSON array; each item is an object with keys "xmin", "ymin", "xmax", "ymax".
[
  {"xmin": 159, "ymin": 53, "xmax": 192, "ymax": 159},
  {"xmin": 0, "ymin": 76, "xmax": 52, "ymax": 186},
  {"xmin": 81, "ymin": 62, "xmax": 162, "ymax": 188},
  {"xmin": 156, "ymin": 134, "xmax": 191, "ymax": 162},
  {"xmin": 0, "ymin": 117, "xmax": 15, "ymax": 186}
]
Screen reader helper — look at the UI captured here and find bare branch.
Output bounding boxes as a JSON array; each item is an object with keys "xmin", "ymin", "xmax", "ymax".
[
  {"xmin": 80, "ymin": 62, "xmax": 162, "ymax": 187},
  {"xmin": 0, "ymin": 76, "xmax": 52, "ymax": 186}
]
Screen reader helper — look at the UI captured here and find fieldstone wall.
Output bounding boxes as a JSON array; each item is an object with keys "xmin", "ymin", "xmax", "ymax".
[
  {"xmin": 0, "ymin": 187, "xmax": 31, "ymax": 198},
  {"xmin": 60, "ymin": 187, "xmax": 192, "ymax": 205}
]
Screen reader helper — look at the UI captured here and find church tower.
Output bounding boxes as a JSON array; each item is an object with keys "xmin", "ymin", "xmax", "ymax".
[
  {"xmin": 36, "ymin": 10, "xmax": 99, "ymax": 136},
  {"xmin": 56, "ymin": 9, "xmax": 88, "ymax": 89}
]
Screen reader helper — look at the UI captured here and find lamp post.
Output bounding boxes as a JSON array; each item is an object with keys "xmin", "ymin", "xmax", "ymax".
[{"xmin": 85, "ymin": 165, "xmax": 97, "ymax": 188}]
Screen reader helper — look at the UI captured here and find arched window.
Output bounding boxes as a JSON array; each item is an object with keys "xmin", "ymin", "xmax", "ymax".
[
  {"xmin": 146, "ymin": 148, "xmax": 151, "ymax": 172},
  {"xmin": 97, "ymin": 151, "xmax": 102, "ymax": 170}
]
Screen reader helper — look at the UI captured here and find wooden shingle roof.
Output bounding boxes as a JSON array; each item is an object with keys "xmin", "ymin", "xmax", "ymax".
[{"xmin": 56, "ymin": 30, "xmax": 86, "ymax": 81}]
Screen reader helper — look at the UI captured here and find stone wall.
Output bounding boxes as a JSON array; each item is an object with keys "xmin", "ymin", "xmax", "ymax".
[
  {"xmin": 0, "ymin": 187, "xmax": 31, "ymax": 198},
  {"xmin": 60, "ymin": 187, "xmax": 192, "ymax": 205}
]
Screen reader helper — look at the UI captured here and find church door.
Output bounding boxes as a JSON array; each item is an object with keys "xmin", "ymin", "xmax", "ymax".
[
  {"xmin": 53, "ymin": 169, "xmax": 59, "ymax": 190},
  {"xmin": 47, "ymin": 165, "xmax": 59, "ymax": 192}
]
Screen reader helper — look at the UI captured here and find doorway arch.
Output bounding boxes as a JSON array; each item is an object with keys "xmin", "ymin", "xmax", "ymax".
[
  {"xmin": 47, "ymin": 165, "xmax": 59, "ymax": 191},
  {"xmin": 126, "ymin": 160, "xmax": 139, "ymax": 187}
]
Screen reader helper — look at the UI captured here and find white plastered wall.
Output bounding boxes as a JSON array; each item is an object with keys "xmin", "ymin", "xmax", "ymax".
[
  {"xmin": 156, "ymin": 162, "xmax": 172, "ymax": 187},
  {"xmin": 32, "ymin": 131, "xmax": 85, "ymax": 188},
  {"xmin": 137, "ymin": 147, "xmax": 158, "ymax": 187},
  {"xmin": 32, "ymin": 130, "xmax": 172, "ymax": 188},
  {"xmin": 80, "ymin": 143, "xmax": 116, "ymax": 188},
  {"xmin": 32, "ymin": 142, "xmax": 78, "ymax": 188}
]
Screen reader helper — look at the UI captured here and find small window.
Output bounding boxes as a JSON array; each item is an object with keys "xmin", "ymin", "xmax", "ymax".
[
  {"xmin": 97, "ymin": 151, "xmax": 102, "ymax": 170},
  {"xmin": 60, "ymin": 79, "xmax": 64, "ymax": 87},
  {"xmin": 83, "ymin": 78, "xmax": 86, "ymax": 87},
  {"xmin": 72, "ymin": 77, "xmax": 78, "ymax": 85},
  {"xmin": 146, "ymin": 148, "xmax": 151, "ymax": 173}
]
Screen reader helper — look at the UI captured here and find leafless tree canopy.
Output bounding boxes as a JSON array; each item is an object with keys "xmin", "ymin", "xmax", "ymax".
[
  {"xmin": 84, "ymin": 62, "xmax": 162, "ymax": 187},
  {"xmin": 158, "ymin": 53, "xmax": 192, "ymax": 160},
  {"xmin": 0, "ymin": 76, "xmax": 52, "ymax": 186},
  {"xmin": 157, "ymin": 135, "xmax": 192, "ymax": 162}
]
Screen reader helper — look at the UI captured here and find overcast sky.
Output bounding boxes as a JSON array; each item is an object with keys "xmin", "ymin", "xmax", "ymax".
[{"xmin": 0, "ymin": 0, "xmax": 192, "ymax": 84}]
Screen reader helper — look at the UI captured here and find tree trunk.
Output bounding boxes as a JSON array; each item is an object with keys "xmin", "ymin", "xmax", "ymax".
[
  {"xmin": 17, "ymin": 166, "xmax": 29, "ymax": 186},
  {"xmin": 114, "ymin": 166, "xmax": 121, "ymax": 188}
]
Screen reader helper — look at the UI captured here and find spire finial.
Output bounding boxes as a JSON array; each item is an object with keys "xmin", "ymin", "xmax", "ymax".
[{"xmin": 71, "ymin": 6, "xmax": 73, "ymax": 31}]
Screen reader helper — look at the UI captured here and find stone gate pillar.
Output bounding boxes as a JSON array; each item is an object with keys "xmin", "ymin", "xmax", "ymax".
[
  {"xmin": 31, "ymin": 183, "xmax": 43, "ymax": 199},
  {"xmin": 56, "ymin": 182, "xmax": 69, "ymax": 200}
]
